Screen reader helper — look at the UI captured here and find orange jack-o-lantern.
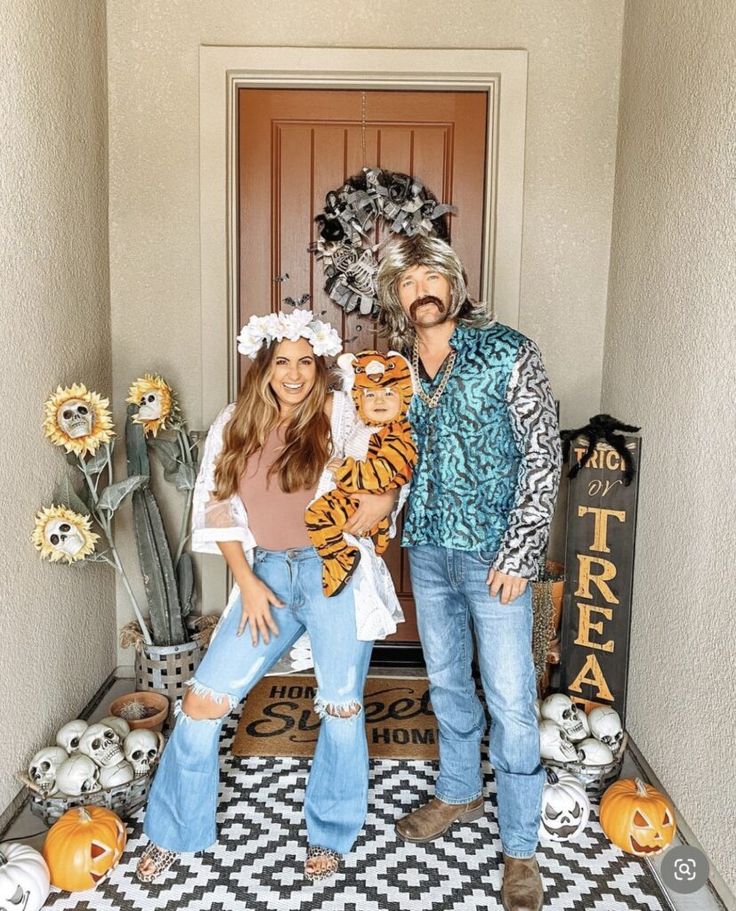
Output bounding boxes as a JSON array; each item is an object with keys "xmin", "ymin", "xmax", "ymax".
[
  {"xmin": 43, "ymin": 806, "xmax": 126, "ymax": 891},
  {"xmin": 600, "ymin": 777, "xmax": 676, "ymax": 857}
]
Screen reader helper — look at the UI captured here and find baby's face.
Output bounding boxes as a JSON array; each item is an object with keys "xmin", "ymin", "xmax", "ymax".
[{"xmin": 361, "ymin": 386, "xmax": 402, "ymax": 424}]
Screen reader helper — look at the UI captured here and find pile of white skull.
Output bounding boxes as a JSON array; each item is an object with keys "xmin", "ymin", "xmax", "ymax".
[
  {"xmin": 536, "ymin": 694, "xmax": 624, "ymax": 767},
  {"xmin": 27, "ymin": 716, "xmax": 162, "ymax": 798}
]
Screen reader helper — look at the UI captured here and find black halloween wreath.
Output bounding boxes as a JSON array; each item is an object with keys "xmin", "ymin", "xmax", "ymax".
[{"xmin": 309, "ymin": 167, "xmax": 456, "ymax": 317}]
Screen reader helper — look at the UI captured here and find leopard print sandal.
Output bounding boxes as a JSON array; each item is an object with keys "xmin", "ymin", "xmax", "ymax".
[
  {"xmin": 135, "ymin": 842, "xmax": 178, "ymax": 883},
  {"xmin": 304, "ymin": 845, "xmax": 342, "ymax": 882}
]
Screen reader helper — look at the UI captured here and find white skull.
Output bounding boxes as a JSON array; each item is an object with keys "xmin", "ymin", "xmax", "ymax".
[
  {"xmin": 100, "ymin": 715, "xmax": 131, "ymax": 739},
  {"xmin": 56, "ymin": 399, "xmax": 94, "ymax": 438},
  {"xmin": 534, "ymin": 699, "xmax": 542, "ymax": 722},
  {"xmin": 577, "ymin": 737, "xmax": 615, "ymax": 766},
  {"xmin": 28, "ymin": 746, "xmax": 68, "ymax": 796},
  {"xmin": 56, "ymin": 754, "xmax": 100, "ymax": 796},
  {"xmin": 44, "ymin": 519, "xmax": 85, "ymax": 557},
  {"xmin": 539, "ymin": 720, "xmax": 579, "ymax": 763},
  {"xmin": 78, "ymin": 723, "xmax": 124, "ymax": 768},
  {"xmin": 575, "ymin": 706, "xmax": 591, "ymax": 738},
  {"xmin": 123, "ymin": 730, "xmax": 162, "ymax": 777},
  {"xmin": 588, "ymin": 706, "xmax": 624, "ymax": 751},
  {"xmin": 56, "ymin": 719, "xmax": 88, "ymax": 754},
  {"xmin": 99, "ymin": 761, "xmax": 135, "ymax": 789},
  {"xmin": 138, "ymin": 392, "xmax": 162, "ymax": 420},
  {"xmin": 541, "ymin": 694, "xmax": 588, "ymax": 742}
]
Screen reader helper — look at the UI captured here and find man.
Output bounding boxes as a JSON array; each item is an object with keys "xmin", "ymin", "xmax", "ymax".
[{"xmin": 376, "ymin": 234, "xmax": 561, "ymax": 911}]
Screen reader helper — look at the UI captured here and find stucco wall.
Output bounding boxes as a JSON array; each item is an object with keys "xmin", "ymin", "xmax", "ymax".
[
  {"xmin": 0, "ymin": 0, "xmax": 113, "ymax": 816},
  {"xmin": 603, "ymin": 0, "xmax": 736, "ymax": 893},
  {"xmin": 106, "ymin": 0, "xmax": 626, "ymax": 658}
]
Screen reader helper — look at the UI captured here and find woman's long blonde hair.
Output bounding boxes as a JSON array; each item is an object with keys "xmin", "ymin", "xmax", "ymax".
[{"xmin": 213, "ymin": 341, "xmax": 332, "ymax": 497}]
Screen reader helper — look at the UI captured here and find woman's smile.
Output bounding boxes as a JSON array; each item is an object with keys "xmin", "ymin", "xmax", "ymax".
[{"xmin": 269, "ymin": 338, "xmax": 318, "ymax": 411}]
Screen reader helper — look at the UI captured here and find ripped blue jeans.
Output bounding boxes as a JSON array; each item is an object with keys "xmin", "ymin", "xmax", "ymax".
[{"xmin": 143, "ymin": 545, "xmax": 373, "ymax": 855}]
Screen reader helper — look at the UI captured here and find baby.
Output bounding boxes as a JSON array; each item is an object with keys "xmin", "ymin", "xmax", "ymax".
[{"xmin": 305, "ymin": 350, "xmax": 417, "ymax": 597}]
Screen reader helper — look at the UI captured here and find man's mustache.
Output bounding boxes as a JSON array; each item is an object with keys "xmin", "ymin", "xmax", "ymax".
[{"xmin": 409, "ymin": 296, "xmax": 445, "ymax": 320}]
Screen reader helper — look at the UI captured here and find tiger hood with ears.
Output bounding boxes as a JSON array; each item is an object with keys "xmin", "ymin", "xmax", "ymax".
[
  {"xmin": 337, "ymin": 350, "xmax": 415, "ymax": 425},
  {"xmin": 307, "ymin": 348, "xmax": 417, "ymax": 597}
]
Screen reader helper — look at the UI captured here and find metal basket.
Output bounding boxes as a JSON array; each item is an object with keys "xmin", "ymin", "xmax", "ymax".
[
  {"xmin": 19, "ymin": 764, "xmax": 159, "ymax": 827},
  {"xmin": 544, "ymin": 732, "xmax": 628, "ymax": 798},
  {"xmin": 134, "ymin": 639, "xmax": 204, "ymax": 704}
]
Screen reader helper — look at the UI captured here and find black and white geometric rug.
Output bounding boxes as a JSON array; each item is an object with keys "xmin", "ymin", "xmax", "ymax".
[{"xmin": 44, "ymin": 708, "xmax": 672, "ymax": 911}]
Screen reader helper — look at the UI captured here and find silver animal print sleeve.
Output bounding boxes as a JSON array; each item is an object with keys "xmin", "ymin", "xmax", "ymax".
[{"xmin": 492, "ymin": 340, "xmax": 562, "ymax": 579}]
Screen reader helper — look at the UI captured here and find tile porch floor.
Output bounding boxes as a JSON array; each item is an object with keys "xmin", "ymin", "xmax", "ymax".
[{"xmin": 3, "ymin": 674, "xmax": 725, "ymax": 911}]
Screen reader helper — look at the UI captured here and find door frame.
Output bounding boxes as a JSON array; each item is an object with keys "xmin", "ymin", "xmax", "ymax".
[{"xmin": 198, "ymin": 46, "xmax": 527, "ymax": 614}]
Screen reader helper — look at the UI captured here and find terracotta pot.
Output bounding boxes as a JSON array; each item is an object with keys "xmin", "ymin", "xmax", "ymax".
[{"xmin": 109, "ymin": 691, "xmax": 170, "ymax": 733}]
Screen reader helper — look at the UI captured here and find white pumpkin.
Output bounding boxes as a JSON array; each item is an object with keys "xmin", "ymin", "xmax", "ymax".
[
  {"xmin": 538, "ymin": 768, "xmax": 591, "ymax": 842},
  {"xmin": 0, "ymin": 842, "xmax": 50, "ymax": 911}
]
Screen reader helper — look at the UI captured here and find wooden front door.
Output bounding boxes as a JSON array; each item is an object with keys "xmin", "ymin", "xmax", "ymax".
[{"xmin": 238, "ymin": 88, "xmax": 488, "ymax": 645}]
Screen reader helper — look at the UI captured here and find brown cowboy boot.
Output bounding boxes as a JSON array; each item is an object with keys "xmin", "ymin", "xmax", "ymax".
[
  {"xmin": 395, "ymin": 796, "xmax": 484, "ymax": 843},
  {"xmin": 501, "ymin": 854, "xmax": 544, "ymax": 911}
]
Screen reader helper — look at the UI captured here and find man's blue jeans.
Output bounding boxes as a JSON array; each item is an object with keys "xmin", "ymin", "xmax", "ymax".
[
  {"xmin": 408, "ymin": 544, "xmax": 543, "ymax": 859},
  {"xmin": 143, "ymin": 545, "xmax": 373, "ymax": 855}
]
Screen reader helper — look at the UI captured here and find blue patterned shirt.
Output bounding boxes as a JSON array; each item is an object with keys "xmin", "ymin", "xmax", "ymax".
[{"xmin": 402, "ymin": 322, "xmax": 561, "ymax": 579}]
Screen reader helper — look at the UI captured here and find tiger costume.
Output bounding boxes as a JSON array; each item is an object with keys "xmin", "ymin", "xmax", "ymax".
[{"xmin": 305, "ymin": 350, "xmax": 417, "ymax": 597}]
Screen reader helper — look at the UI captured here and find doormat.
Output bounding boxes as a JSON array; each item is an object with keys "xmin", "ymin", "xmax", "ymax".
[{"xmin": 232, "ymin": 674, "xmax": 438, "ymax": 759}]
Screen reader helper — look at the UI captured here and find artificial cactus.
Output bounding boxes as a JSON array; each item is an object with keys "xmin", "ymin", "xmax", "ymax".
[
  {"xmin": 176, "ymin": 552, "xmax": 195, "ymax": 618},
  {"xmin": 125, "ymin": 405, "xmax": 186, "ymax": 646}
]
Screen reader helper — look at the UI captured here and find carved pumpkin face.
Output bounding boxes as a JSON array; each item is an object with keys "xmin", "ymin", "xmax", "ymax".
[
  {"xmin": 538, "ymin": 768, "xmax": 590, "ymax": 842},
  {"xmin": 600, "ymin": 777, "xmax": 676, "ymax": 857},
  {"xmin": 42, "ymin": 806, "xmax": 126, "ymax": 892},
  {"xmin": 626, "ymin": 806, "xmax": 676, "ymax": 854}
]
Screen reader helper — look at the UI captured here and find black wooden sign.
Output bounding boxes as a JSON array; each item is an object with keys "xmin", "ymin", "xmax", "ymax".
[{"xmin": 559, "ymin": 436, "xmax": 641, "ymax": 724}]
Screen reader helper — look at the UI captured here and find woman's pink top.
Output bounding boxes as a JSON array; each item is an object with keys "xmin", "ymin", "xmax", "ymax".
[{"xmin": 237, "ymin": 425, "xmax": 316, "ymax": 550}]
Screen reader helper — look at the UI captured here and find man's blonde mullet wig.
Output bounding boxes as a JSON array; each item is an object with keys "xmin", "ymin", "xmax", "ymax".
[{"xmin": 376, "ymin": 235, "xmax": 493, "ymax": 350}]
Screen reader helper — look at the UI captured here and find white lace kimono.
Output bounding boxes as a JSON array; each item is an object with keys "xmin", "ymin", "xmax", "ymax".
[{"xmin": 192, "ymin": 389, "xmax": 405, "ymax": 642}]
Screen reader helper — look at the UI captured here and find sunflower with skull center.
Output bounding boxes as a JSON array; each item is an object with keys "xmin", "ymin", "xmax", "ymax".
[
  {"xmin": 126, "ymin": 374, "xmax": 180, "ymax": 437},
  {"xmin": 43, "ymin": 383, "xmax": 115, "ymax": 457},
  {"xmin": 32, "ymin": 504, "xmax": 99, "ymax": 564}
]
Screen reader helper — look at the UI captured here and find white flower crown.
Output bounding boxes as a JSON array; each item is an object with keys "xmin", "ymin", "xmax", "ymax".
[{"xmin": 236, "ymin": 309, "xmax": 343, "ymax": 360}]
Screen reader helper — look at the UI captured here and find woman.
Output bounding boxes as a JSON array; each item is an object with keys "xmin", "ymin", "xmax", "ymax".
[{"xmin": 136, "ymin": 310, "xmax": 400, "ymax": 884}]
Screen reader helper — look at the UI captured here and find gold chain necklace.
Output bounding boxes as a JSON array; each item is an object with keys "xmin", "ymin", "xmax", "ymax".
[{"xmin": 412, "ymin": 339, "xmax": 457, "ymax": 409}]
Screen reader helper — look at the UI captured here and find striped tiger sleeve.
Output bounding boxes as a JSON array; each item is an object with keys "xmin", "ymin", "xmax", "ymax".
[{"xmin": 334, "ymin": 424, "xmax": 417, "ymax": 494}]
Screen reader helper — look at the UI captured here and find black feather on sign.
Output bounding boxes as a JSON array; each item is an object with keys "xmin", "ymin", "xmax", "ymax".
[{"xmin": 560, "ymin": 414, "xmax": 641, "ymax": 485}]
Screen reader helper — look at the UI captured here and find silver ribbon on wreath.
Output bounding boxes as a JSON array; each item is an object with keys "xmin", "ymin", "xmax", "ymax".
[{"xmin": 309, "ymin": 167, "xmax": 457, "ymax": 318}]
